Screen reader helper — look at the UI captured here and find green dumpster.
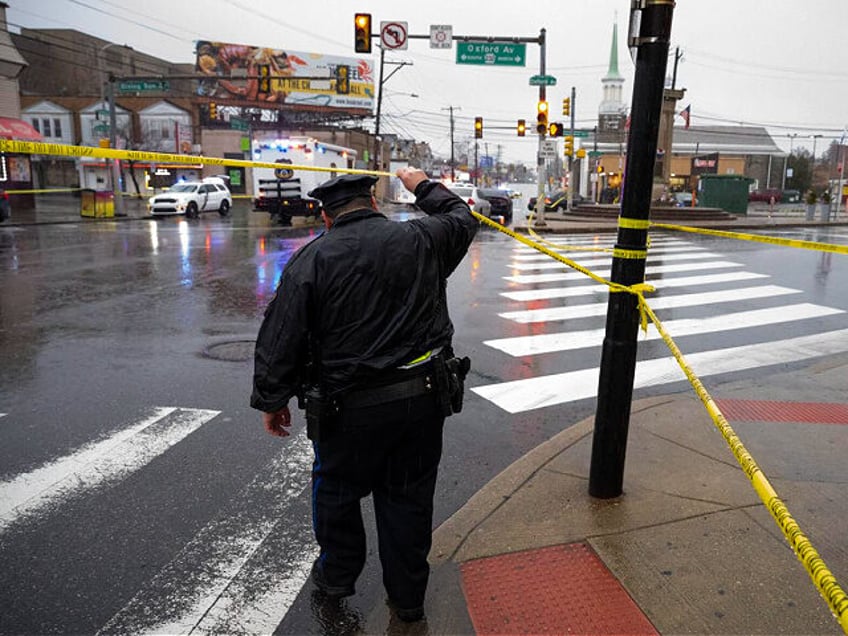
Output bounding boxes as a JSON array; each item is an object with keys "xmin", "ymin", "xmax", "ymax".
[{"xmin": 698, "ymin": 175, "xmax": 754, "ymax": 215}]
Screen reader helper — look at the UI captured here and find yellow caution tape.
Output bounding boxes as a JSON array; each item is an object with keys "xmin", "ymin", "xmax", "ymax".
[
  {"xmin": 0, "ymin": 139, "xmax": 394, "ymax": 178},
  {"xmin": 652, "ymin": 222, "xmax": 848, "ymax": 256},
  {"xmin": 4, "ymin": 187, "xmax": 83, "ymax": 194},
  {"xmin": 612, "ymin": 248, "xmax": 647, "ymax": 260},
  {"xmin": 618, "ymin": 217, "xmax": 651, "ymax": 230}
]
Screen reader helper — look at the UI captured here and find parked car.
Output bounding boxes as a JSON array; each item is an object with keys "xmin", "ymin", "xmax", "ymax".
[
  {"xmin": 477, "ymin": 188, "xmax": 513, "ymax": 224},
  {"xmin": 148, "ymin": 177, "xmax": 232, "ymax": 219},
  {"xmin": 748, "ymin": 189, "xmax": 782, "ymax": 203},
  {"xmin": 527, "ymin": 190, "xmax": 588, "ymax": 212},
  {"xmin": 672, "ymin": 191, "xmax": 696, "ymax": 207},
  {"xmin": 0, "ymin": 189, "xmax": 9, "ymax": 223},
  {"xmin": 446, "ymin": 183, "xmax": 492, "ymax": 217}
]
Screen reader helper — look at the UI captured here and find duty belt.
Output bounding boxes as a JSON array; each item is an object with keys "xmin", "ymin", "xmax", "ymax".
[{"xmin": 341, "ymin": 359, "xmax": 437, "ymax": 409}]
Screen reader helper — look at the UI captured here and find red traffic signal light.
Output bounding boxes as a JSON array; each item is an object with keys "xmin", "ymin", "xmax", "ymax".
[
  {"xmin": 474, "ymin": 116, "xmax": 483, "ymax": 139},
  {"xmin": 536, "ymin": 100, "xmax": 548, "ymax": 134},
  {"xmin": 354, "ymin": 13, "xmax": 372, "ymax": 53},
  {"xmin": 517, "ymin": 119, "xmax": 526, "ymax": 137}
]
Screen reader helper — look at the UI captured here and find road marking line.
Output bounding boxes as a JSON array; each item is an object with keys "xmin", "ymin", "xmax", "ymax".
[
  {"xmin": 511, "ymin": 236, "xmax": 684, "ymax": 252},
  {"xmin": 98, "ymin": 430, "xmax": 315, "ymax": 636},
  {"xmin": 486, "ymin": 303, "xmax": 843, "ymax": 356},
  {"xmin": 509, "ymin": 251, "xmax": 724, "ymax": 271},
  {"xmin": 0, "ymin": 407, "xmax": 219, "ymax": 532},
  {"xmin": 511, "ymin": 244, "xmax": 709, "ymax": 261},
  {"xmin": 500, "ymin": 271, "xmax": 770, "ymax": 302},
  {"xmin": 499, "ymin": 285, "xmax": 800, "ymax": 323},
  {"xmin": 504, "ymin": 260, "xmax": 744, "ymax": 284},
  {"xmin": 472, "ymin": 329, "xmax": 848, "ymax": 413}
]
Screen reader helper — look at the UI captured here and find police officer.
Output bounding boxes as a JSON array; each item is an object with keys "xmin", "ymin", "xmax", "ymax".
[{"xmin": 251, "ymin": 167, "xmax": 478, "ymax": 623}]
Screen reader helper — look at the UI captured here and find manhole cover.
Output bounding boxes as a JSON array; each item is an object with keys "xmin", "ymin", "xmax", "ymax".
[{"xmin": 203, "ymin": 339, "xmax": 254, "ymax": 362}]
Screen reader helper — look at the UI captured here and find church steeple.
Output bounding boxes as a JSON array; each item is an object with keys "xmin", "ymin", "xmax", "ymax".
[
  {"xmin": 598, "ymin": 19, "xmax": 627, "ymax": 136},
  {"xmin": 605, "ymin": 22, "xmax": 623, "ymax": 81}
]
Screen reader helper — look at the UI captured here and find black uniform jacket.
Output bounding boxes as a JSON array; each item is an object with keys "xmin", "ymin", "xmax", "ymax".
[{"xmin": 250, "ymin": 181, "xmax": 479, "ymax": 413}]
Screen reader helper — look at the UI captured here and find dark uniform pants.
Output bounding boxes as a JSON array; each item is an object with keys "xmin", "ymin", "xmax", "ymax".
[{"xmin": 311, "ymin": 390, "xmax": 445, "ymax": 610}]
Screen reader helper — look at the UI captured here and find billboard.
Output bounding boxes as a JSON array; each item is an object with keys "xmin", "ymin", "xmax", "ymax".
[{"xmin": 195, "ymin": 41, "xmax": 374, "ymax": 111}]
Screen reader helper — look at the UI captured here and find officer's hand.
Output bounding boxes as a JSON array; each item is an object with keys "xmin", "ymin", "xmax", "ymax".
[
  {"xmin": 396, "ymin": 167, "xmax": 428, "ymax": 193},
  {"xmin": 262, "ymin": 407, "xmax": 292, "ymax": 437}
]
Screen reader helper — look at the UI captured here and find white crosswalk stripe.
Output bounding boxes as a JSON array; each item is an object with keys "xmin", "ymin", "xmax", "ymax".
[
  {"xmin": 0, "ymin": 407, "xmax": 220, "ymax": 533},
  {"xmin": 473, "ymin": 329, "xmax": 848, "ymax": 414},
  {"xmin": 99, "ymin": 430, "xmax": 315, "ymax": 636},
  {"xmin": 473, "ymin": 236, "xmax": 848, "ymax": 414}
]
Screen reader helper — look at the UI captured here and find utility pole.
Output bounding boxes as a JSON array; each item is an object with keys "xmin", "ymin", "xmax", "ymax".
[
  {"xmin": 105, "ymin": 77, "xmax": 126, "ymax": 218},
  {"xmin": 589, "ymin": 0, "xmax": 676, "ymax": 499},
  {"xmin": 442, "ymin": 105, "xmax": 459, "ymax": 181},
  {"xmin": 534, "ymin": 28, "xmax": 547, "ymax": 228},
  {"xmin": 567, "ymin": 86, "xmax": 576, "ymax": 211}
]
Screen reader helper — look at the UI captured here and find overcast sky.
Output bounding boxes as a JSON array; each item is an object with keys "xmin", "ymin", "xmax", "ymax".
[{"xmin": 8, "ymin": 0, "xmax": 848, "ymax": 166}]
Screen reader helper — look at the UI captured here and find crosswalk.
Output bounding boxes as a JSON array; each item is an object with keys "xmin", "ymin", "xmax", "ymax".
[
  {"xmin": 470, "ymin": 234, "xmax": 848, "ymax": 414},
  {"xmin": 0, "ymin": 406, "xmax": 318, "ymax": 634}
]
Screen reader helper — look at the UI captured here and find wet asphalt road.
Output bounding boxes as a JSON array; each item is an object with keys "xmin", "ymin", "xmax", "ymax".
[{"xmin": 1, "ymin": 205, "xmax": 847, "ymax": 634}]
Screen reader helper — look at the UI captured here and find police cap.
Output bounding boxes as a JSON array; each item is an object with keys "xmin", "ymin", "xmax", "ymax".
[{"xmin": 308, "ymin": 173, "xmax": 378, "ymax": 210}]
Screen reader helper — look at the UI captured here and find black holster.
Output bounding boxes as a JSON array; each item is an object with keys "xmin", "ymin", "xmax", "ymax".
[
  {"xmin": 433, "ymin": 354, "xmax": 471, "ymax": 417},
  {"xmin": 301, "ymin": 386, "xmax": 339, "ymax": 442}
]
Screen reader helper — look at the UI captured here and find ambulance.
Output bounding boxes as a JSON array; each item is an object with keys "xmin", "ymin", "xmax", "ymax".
[{"xmin": 251, "ymin": 137, "xmax": 357, "ymax": 225}]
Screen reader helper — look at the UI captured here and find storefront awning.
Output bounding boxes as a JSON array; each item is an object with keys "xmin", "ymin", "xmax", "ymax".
[{"xmin": 0, "ymin": 117, "xmax": 44, "ymax": 141}]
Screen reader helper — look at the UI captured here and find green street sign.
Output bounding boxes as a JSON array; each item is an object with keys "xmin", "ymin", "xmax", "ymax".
[
  {"xmin": 588, "ymin": 150, "xmax": 603, "ymax": 158},
  {"xmin": 118, "ymin": 80, "xmax": 170, "ymax": 92},
  {"xmin": 572, "ymin": 130, "xmax": 589, "ymax": 138},
  {"xmin": 230, "ymin": 117, "xmax": 249, "ymax": 131},
  {"xmin": 456, "ymin": 42, "xmax": 526, "ymax": 66},
  {"xmin": 529, "ymin": 74, "xmax": 557, "ymax": 86}
]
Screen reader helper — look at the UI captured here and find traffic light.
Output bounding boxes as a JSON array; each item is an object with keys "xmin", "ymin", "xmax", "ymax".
[
  {"xmin": 335, "ymin": 65, "xmax": 350, "ymax": 94},
  {"xmin": 536, "ymin": 100, "xmax": 548, "ymax": 134},
  {"xmin": 209, "ymin": 102, "xmax": 217, "ymax": 120},
  {"xmin": 474, "ymin": 116, "xmax": 483, "ymax": 139},
  {"xmin": 576, "ymin": 148, "xmax": 586, "ymax": 159},
  {"xmin": 548, "ymin": 122, "xmax": 563, "ymax": 137},
  {"xmin": 564, "ymin": 135, "xmax": 574, "ymax": 157},
  {"xmin": 562, "ymin": 97, "xmax": 571, "ymax": 117},
  {"xmin": 517, "ymin": 119, "xmax": 526, "ymax": 137},
  {"xmin": 258, "ymin": 64, "xmax": 271, "ymax": 94},
  {"xmin": 354, "ymin": 13, "xmax": 372, "ymax": 53}
]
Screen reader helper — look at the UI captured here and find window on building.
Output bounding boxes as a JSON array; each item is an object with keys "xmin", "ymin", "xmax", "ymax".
[
  {"xmin": 31, "ymin": 119, "xmax": 40, "ymax": 133},
  {"xmin": 41, "ymin": 118, "xmax": 52, "ymax": 137},
  {"xmin": 53, "ymin": 118, "xmax": 62, "ymax": 138}
]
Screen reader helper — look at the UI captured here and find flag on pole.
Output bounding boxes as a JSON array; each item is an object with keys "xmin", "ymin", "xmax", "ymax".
[{"xmin": 680, "ymin": 104, "xmax": 691, "ymax": 129}]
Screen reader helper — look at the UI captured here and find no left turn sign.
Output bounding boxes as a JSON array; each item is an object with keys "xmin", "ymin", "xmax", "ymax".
[{"xmin": 380, "ymin": 21, "xmax": 408, "ymax": 50}]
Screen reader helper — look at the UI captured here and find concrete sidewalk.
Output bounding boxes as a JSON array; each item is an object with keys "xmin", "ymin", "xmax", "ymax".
[{"xmin": 388, "ymin": 353, "xmax": 848, "ymax": 635}]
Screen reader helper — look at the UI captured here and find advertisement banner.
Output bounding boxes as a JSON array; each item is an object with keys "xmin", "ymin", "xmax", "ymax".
[
  {"xmin": 691, "ymin": 152, "xmax": 719, "ymax": 176},
  {"xmin": 195, "ymin": 41, "xmax": 374, "ymax": 111}
]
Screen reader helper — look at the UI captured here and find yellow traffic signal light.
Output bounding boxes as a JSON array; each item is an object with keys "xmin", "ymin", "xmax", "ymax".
[
  {"xmin": 562, "ymin": 97, "xmax": 570, "ymax": 117},
  {"xmin": 474, "ymin": 116, "xmax": 483, "ymax": 139},
  {"xmin": 335, "ymin": 65, "xmax": 350, "ymax": 94},
  {"xmin": 536, "ymin": 100, "xmax": 548, "ymax": 134},
  {"xmin": 548, "ymin": 122, "xmax": 563, "ymax": 137},
  {"xmin": 355, "ymin": 13, "xmax": 372, "ymax": 53},
  {"xmin": 576, "ymin": 148, "xmax": 586, "ymax": 159},
  {"xmin": 517, "ymin": 119, "xmax": 526, "ymax": 137},
  {"xmin": 209, "ymin": 102, "xmax": 217, "ymax": 120},
  {"xmin": 564, "ymin": 135, "xmax": 574, "ymax": 156},
  {"xmin": 258, "ymin": 64, "xmax": 271, "ymax": 93}
]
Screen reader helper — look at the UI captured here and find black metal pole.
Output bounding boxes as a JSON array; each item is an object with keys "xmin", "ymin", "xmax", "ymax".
[
  {"xmin": 374, "ymin": 46, "xmax": 386, "ymax": 171},
  {"xmin": 589, "ymin": 0, "xmax": 675, "ymax": 499}
]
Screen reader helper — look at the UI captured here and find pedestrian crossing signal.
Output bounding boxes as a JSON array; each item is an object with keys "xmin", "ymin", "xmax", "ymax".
[
  {"xmin": 548, "ymin": 122, "xmax": 563, "ymax": 137},
  {"xmin": 517, "ymin": 119, "xmax": 526, "ymax": 137},
  {"xmin": 355, "ymin": 13, "xmax": 372, "ymax": 53},
  {"xmin": 474, "ymin": 117, "xmax": 483, "ymax": 139}
]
